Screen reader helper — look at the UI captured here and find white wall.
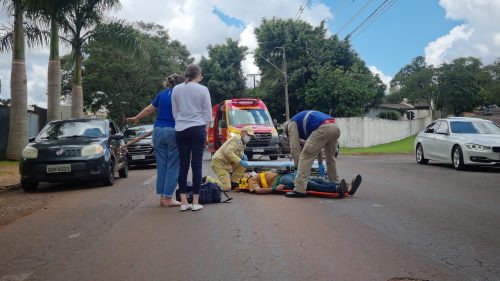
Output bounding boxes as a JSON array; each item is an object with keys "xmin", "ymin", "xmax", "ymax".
[{"xmin": 335, "ymin": 116, "xmax": 432, "ymax": 147}]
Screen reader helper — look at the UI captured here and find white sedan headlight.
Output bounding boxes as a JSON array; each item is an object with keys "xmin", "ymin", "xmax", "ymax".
[
  {"xmin": 464, "ymin": 143, "xmax": 492, "ymax": 151},
  {"xmin": 22, "ymin": 147, "xmax": 38, "ymax": 158},
  {"xmin": 271, "ymin": 130, "xmax": 278, "ymax": 137},
  {"xmin": 81, "ymin": 144, "xmax": 104, "ymax": 156}
]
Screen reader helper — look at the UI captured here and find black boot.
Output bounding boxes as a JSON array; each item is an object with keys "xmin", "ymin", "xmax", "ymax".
[
  {"xmin": 230, "ymin": 182, "xmax": 239, "ymax": 190},
  {"xmin": 337, "ymin": 179, "xmax": 347, "ymax": 199}
]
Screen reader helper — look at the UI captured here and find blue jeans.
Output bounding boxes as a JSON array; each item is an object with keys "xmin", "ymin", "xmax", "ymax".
[
  {"xmin": 279, "ymin": 174, "xmax": 338, "ymax": 192},
  {"xmin": 176, "ymin": 125, "xmax": 206, "ymax": 195},
  {"xmin": 153, "ymin": 127, "xmax": 179, "ymax": 197}
]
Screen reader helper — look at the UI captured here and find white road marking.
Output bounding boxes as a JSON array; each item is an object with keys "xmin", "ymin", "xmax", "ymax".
[
  {"xmin": 143, "ymin": 175, "xmax": 156, "ymax": 186},
  {"xmin": 320, "ymin": 200, "xmax": 336, "ymax": 204},
  {"xmin": 68, "ymin": 233, "xmax": 80, "ymax": 238},
  {"xmin": 371, "ymin": 204, "xmax": 384, "ymax": 207},
  {"xmin": 0, "ymin": 272, "xmax": 33, "ymax": 281}
]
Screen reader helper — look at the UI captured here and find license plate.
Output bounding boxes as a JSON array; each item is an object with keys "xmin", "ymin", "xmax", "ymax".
[
  {"xmin": 47, "ymin": 164, "xmax": 71, "ymax": 173},
  {"xmin": 253, "ymin": 148, "xmax": 264, "ymax": 153},
  {"xmin": 132, "ymin": 155, "xmax": 146, "ymax": 160}
]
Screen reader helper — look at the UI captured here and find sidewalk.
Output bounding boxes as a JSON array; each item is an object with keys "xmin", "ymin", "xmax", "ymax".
[{"xmin": 0, "ymin": 165, "xmax": 20, "ymax": 192}]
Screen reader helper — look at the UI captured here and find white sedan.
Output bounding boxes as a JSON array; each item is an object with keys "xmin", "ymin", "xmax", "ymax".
[{"xmin": 414, "ymin": 117, "xmax": 500, "ymax": 170}]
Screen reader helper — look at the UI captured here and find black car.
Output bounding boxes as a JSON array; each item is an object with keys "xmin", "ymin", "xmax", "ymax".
[
  {"xmin": 123, "ymin": 124, "xmax": 156, "ymax": 166},
  {"xmin": 19, "ymin": 119, "xmax": 128, "ymax": 191}
]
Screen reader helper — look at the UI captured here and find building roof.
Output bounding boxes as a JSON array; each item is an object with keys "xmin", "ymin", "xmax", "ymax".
[{"xmin": 379, "ymin": 103, "xmax": 414, "ymax": 110}]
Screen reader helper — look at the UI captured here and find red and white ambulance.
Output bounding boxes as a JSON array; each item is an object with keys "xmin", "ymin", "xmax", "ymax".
[{"xmin": 207, "ymin": 98, "xmax": 280, "ymax": 160}]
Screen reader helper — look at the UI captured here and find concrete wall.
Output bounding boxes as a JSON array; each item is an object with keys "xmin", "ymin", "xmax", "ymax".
[{"xmin": 336, "ymin": 116, "xmax": 432, "ymax": 147}]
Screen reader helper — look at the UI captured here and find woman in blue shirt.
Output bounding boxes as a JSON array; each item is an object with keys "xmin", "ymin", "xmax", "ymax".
[{"xmin": 126, "ymin": 74, "xmax": 185, "ymax": 207}]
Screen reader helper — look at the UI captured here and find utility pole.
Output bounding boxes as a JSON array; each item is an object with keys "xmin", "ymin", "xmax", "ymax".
[
  {"xmin": 246, "ymin": 73, "xmax": 260, "ymax": 88},
  {"xmin": 276, "ymin": 46, "xmax": 290, "ymax": 120}
]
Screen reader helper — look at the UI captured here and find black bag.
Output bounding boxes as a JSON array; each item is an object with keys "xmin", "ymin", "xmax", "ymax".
[{"xmin": 175, "ymin": 182, "xmax": 232, "ymax": 204}]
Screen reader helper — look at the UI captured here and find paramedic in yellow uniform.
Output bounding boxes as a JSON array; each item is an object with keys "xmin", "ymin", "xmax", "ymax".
[{"xmin": 205, "ymin": 126, "xmax": 254, "ymax": 191}]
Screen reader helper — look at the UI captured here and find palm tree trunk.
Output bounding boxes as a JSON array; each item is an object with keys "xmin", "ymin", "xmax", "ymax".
[
  {"xmin": 47, "ymin": 17, "xmax": 61, "ymax": 121},
  {"xmin": 6, "ymin": 3, "xmax": 28, "ymax": 160},
  {"xmin": 71, "ymin": 50, "xmax": 83, "ymax": 118}
]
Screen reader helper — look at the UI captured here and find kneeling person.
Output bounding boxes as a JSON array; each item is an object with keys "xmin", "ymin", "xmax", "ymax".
[{"xmin": 205, "ymin": 126, "xmax": 254, "ymax": 191}]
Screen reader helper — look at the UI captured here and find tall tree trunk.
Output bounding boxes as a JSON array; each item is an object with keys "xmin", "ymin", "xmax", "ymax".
[
  {"xmin": 47, "ymin": 17, "xmax": 61, "ymax": 121},
  {"xmin": 6, "ymin": 4, "xmax": 28, "ymax": 160},
  {"xmin": 71, "ymin": 50, "xmax": 83, "ymax": 118}
]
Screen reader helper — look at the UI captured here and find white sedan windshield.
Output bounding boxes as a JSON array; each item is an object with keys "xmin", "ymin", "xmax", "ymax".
[{"xmin": 450, "ymin": 121, "xmax": 500, "ymax": 134}]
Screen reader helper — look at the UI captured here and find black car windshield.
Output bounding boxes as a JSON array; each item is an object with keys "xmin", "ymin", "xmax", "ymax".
[
  {"xmin": 124, "ymin": 125, "xmax": 153, "ymax": 138},
  {"xmin": 228, "ymin": 109, "xmax": 272, "ymax": 126},
  {"xmin": 450, "ymin": 121, "xmax": 500, "ymax": 134},
  {"xmin": 38, "ymin": 120, "xmax": 107, "ymax": 139}
]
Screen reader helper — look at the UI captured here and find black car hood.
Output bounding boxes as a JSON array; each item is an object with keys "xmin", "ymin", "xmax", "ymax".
[{"xmin": 31, "ymin": 137, "xmax": 105, "ymax": 148}]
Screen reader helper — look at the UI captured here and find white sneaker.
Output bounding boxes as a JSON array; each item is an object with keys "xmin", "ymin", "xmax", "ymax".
[
  {"xmin": 191, "ymin": 204, "xmax": 204, "ymax": 211},
  {"xmin": 180, "ymin": 204, "xmax": 192, "ymax": 211}
]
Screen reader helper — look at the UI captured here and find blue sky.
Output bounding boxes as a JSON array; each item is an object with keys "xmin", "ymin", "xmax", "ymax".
[{"xmin": 1, "ymin": 0, "xmax": 499, "ymax": 107}]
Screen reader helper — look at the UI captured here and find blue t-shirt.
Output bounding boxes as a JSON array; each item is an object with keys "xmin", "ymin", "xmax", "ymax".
[
  {"xmin": 151, "ymin": 88, "xmax": 175, "ymax": 128},
  {"xmin": 290, "ymin": 110, "xmax": 333, "ymax": 139}
]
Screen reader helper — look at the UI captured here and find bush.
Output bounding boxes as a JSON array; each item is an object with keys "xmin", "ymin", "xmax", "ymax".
[{"xmin": 377, "ymin": 111, "xmax": 400, "ymax": 120}]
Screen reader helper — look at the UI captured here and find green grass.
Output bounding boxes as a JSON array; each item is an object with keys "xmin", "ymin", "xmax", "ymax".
[
  {"xmin": 0, "ymin": 160, "xmax": 19, "ymax": 166},
  {"xmin": 341, "ymin": 135, "xmax": 416, "ymax": 155}
]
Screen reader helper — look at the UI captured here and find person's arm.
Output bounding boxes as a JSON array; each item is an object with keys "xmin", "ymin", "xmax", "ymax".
[
  {"xmin": 202, "ymin": 88, "xmax": 212, "ymax": 125},
  {"xmin": 222, "ymin": 138, "xmax": 245, "ymax": 166},
  {"xmin": 126, "ymin": 104, "xmax": 156, "ymax": 124},
  {"xmin": 172, "ymin": 89, "xmax": 179, "ymax": 121},
  {"xmin": 123, "ymin": 131, "xmax": 152, "ymax": 147},
  {"xmin": 287, "ymin": 121, "xmax": 301, "ymax": 167}
]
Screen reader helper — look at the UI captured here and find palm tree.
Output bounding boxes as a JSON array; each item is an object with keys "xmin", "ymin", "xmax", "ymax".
[
  {"xmin": 26, "ymin": 0, "xmax": 76, "ymax": 121},
  {"xmin": 1, "ymin": 0, "xmax": 46, "ymax": 159},
  {"xmin": 58, "ymin": 0, "xmax": 123, "ymax": 118}
]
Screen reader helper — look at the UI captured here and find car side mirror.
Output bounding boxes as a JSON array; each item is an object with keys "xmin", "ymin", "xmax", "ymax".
[
  {"xmin": 29, "ymin": 137, "xmax": 36, "ymax": 142},
  {"xmin": 437, "ymin": 130, "xmax": 449, "ymax": 135},
  {"xmin": 426, "ymin": 128, "xmax": 435, "ymax": 133},
  {"xmin": 110, "ymin": 133, "xmax": 124, "ymax": 140},
  {"xmin": 219, "ymin": 120, "xmax": 227, "ymax": 128}
]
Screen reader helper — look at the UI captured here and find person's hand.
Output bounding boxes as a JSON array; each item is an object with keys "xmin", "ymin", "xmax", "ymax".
[
  {"xmin": 318, "ymin": 163, "xmax": 326, "ymax": 177},
  {"xmin": 126, "ymin": 117, "xmax": 138, "ymax": 124},
  {"xmin": 276, "ymin": 184, "xmax": 285, "ymax": 192},
  {"xmin": 240, "ymin": 159, "xmax": 249, "ymax": 168},
  {"xmin": 241, "ymin": 154, "xmax": 248, "ymax": 161}
]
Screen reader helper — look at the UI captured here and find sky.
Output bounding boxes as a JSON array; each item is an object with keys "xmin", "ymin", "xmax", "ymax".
[{"xmin": 1, "ymin": 0, "xmax": 499, "ymax": 109}]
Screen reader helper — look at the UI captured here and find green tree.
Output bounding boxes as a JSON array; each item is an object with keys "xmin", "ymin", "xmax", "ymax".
[
  {"xmin": 482, "ymin": 60, "xmax": 500, "ymax": 105},
  {"xmin": 1, "ymin": 0, "xmax": 47, "ymax": 159},
  {"xmin": 26, "ymin": 0, "xmax": 75, "ymax": 121},
  {"xmin": 81, "ymin": 22, "xmax": 192, "ymax": 123},
  {"xmin": 254, "ymin": 18, "xmax": 383, "ymax": 121},
  {"xmin": 199, "ymin": 38, "xmax": 247, "ymax": 104},
  {"xmin": 437, "ymin": 57, "xmax": 483, "ymax": 116},
  {"xmin": 58, "ymin": 0, "xmax": 141, "ymax": 118},
  {"xmin": 390, "ymin": 56, "xmax": 438, "ymax": 118}
]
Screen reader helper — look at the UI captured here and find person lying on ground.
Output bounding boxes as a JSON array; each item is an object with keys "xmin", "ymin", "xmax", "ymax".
[{"xmin": 238, "ymin": 171, "xmax": 362, "ymax": 198}]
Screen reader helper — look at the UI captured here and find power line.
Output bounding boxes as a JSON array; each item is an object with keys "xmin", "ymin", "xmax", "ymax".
[
  {"xmin": 348, "ymin": 0, "xmax": 399, "ymax": 40},
  {"xmin": 335, "ymin": 0, "xmax": 374, "ymax": 36}
]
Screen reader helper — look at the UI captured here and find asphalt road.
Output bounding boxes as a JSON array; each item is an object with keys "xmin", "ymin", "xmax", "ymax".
[{"xmin": 0, "ymin": 153, "xmax": 499, "ymax": 281}]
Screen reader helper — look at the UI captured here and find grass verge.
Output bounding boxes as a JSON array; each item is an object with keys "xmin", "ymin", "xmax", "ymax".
[{"xmin": 341, "ymin": 135, "xmax": 416, "ymax": 155}]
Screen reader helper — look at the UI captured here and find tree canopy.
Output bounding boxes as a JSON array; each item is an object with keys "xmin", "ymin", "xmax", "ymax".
[
  {"xmin": 199, "ymin": 38, "xmax": 247, "ymax": 104},
  {"xmin": 76, "ymin": 22, "xmax": 192, "ymax": 123}
]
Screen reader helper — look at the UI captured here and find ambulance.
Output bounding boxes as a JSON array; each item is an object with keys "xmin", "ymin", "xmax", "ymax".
[{"xmin": 207, "ymin": 98, "xmax": 280, "ymax": 160}]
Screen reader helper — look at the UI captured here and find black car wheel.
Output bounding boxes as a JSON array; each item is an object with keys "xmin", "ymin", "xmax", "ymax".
[
  {"xmin": 416, "ymin": 144, "xmax": 429, "ymax": 164},
  {"xmin": 21, "ymin": 181, "xmax": 38, "ymax": 192},
  {"xmin": 452, "ymin": 145, "xmax": 465, "ymax": 170},
  {"xmin": 119, "ymin": 159, "xmax": 129, "ymax": 178},
  {"xmin": 102, "ymin": 163, "xmax": 115, "ymax": 186}
]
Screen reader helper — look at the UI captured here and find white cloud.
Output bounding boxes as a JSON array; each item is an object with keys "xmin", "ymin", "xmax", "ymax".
[
  {"xmin": 368, "ymin": 66, "xmax": 391, "ymax": 93},
  {"xmin": 425, "ymin": 0, "xmax": 500, "ymax": 66}
]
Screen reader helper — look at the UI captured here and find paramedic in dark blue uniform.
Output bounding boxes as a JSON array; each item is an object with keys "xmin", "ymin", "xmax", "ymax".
[{"xmin": 283, "ymin": 110, "xmax": 340, "ymax": 198}]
